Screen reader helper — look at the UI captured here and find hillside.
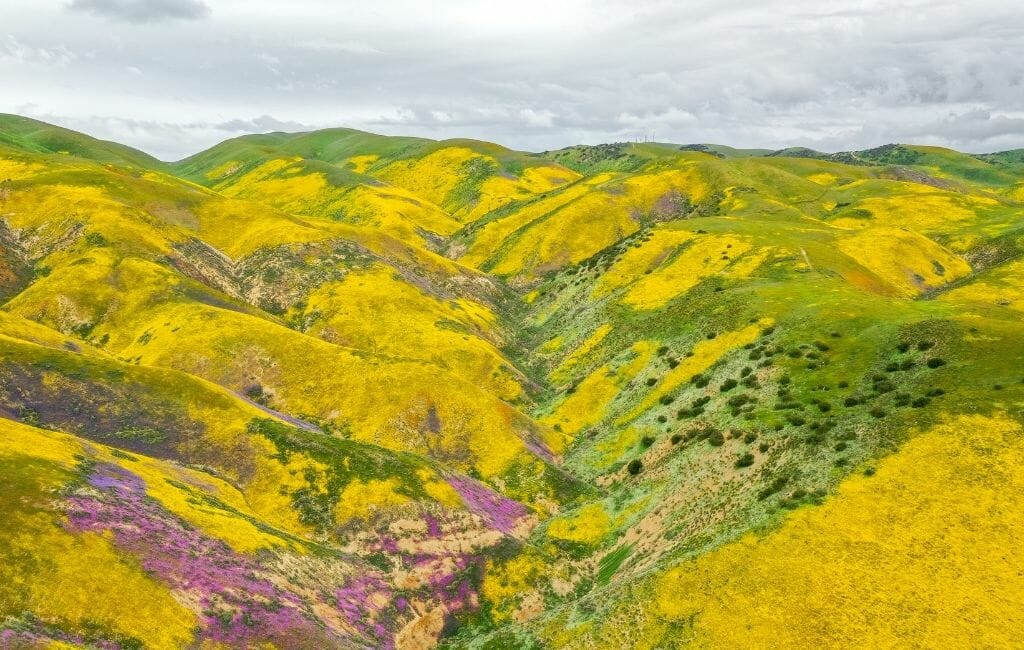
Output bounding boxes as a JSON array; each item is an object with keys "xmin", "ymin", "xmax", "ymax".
[{"xmin": 1, "ymin": 119, "xmax": 1023, "ymax": 649}]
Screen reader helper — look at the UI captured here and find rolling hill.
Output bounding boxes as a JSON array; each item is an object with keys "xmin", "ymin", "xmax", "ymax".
[{"xmin": 1, "ymin": 114, "xmax": 1023, "ymax": 649}]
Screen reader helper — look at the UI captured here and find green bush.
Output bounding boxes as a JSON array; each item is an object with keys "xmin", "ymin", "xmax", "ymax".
[
  {"xmin": 627, "ymin": 459, "xmax": 643, "ymax": 475},
  {"xmin": 708, "ymin": 431, "xmax": 725, "ymax": 446},
  {"xmin": 734, "ymin": 453, "xmax": 755, "ymax": 468},
  {"xmin": 926, "ymin": 358, "xmax": 946, "ymax": 368},
  {"xmin": 720, "ymin": 378, "xmax": 738, "ymax": 392}
]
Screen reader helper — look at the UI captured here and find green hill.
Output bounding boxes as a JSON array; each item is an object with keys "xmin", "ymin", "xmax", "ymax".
[{"xmin": 1, "ymin": 116, "xmax": 1023, "ymax": 649}]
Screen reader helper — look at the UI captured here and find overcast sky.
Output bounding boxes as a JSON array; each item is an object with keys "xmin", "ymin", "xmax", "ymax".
[{"xmin": 2, "ymin": 0, "xmax": 1024, "ymax": 160}]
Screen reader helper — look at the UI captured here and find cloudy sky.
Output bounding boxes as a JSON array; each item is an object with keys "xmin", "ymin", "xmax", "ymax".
[{"xmin": 2, "ymin": 0, "xmax": 1024, "ymax": 160}]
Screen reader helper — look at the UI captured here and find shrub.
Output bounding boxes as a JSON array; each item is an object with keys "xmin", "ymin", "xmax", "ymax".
[
  {"xmin": 692, "ymin": 396, "xmax": 711, "ymax": 408},
  {"xmin": 917, "ymin": 341, "xmax": 935, "ymax": 351},
  {"xmin": 667, "ymin": 358, "xmax": 679, "ymax": 368},
  {"xmin": 900, "ymin": 359, "xmax": 915, "ymax": 370},
  {"xmin": 734, "ymin": 453, "xmax": 755, "ymax": 468},
  {"xmin": 864, "ymin": 466, "xmax": 876, "ymax": 476},
  {"xmin": 911, "ymin": 396, "xmax": 930, "ymax": 408},
  {"xmin": 870, "ymin": 407, "xmax": 887, "ymax": 418},
  {"xmin": 670, "ymin": 434, "xmax": 683, "ymax": 444},
  {"xmin": 744, "ymin": 431, "xmax": 758, "ymax": 444},
  {"xmin": 817, "ymin": 401, "xmax": 832, "ymax": 413},
  {"xmin": 646, "ymin": 377, "xmax": 658, "ymax": 386},
  {"xmin": 692, "ymin": 374, "xmax": 710, "ymax": 387},
  {"xmin": 659, "ymin": 394, "xmax": 675, "ymax": 405},
  {"xmin": 740, "ymin": 366, "xmax": 753, "ymax": 377},
  {"xmin": 885, "ymin": 362, "xmax": 899, "ymax": 372},
  {"xmin": 813, "ymin": 341, "xmax": 830, "ymax": 351},
  {"xmin": 706, "ymin": 332, "xmax": 717, "ymax": 339},
  {"xmin": 657, "ymin": 346, "xmax": 670, "ymax": 356},
  {"xmin": 759, "ymin": 442, "xmax": 770, "ymax": 452},
  {"xmin": 656, "ymin": 415, "xmax": 667, "ymax": 423},
  {"xmin": 727, "ymin": 394, "xmax": 750, "ymax": 408},
  {"xmin": 834, "ymin": 441, "xmax": 848, "ymax": 452},
  {"xmin": 843, "ymin": 397, "xmax": 859, "ymax": 407},
  {"xmin": 837, "ymin": 380, "xmax": 849, "ymax": 388},
  {"xmin": 896, "ymin": 342, "xmax": 910, "ymax": 353},
  {"xmin": 85, "ymin": 231, "xmax": 108, "ymax": 247},
  {"xmin": 627, "ymin": 459, "xmax": 643, "ymax": 475},
  {"xmin": 926, "ymin": 388, "xmax": 945, "ymax": 397},
  {"xmin": 708, "ymin": 431, "xmax": 725, "ymax": 446},
  {"xmin": 720, "ymin": 378, "xmax": 738, "ymax": 392},
  {"xmin": 761, "ymin": 326, "xmax": 775, "ymax": 336},
  {"xmin": 786, "ymin": 414, "xmax": 806, "ymax": 426},
  {"xmin": 641, "ymin": 435, "xmax": 656, "ymax": 447},
  {"xmin": 926, "ymin": 358, "xmax": 946, "ymax": 369}
]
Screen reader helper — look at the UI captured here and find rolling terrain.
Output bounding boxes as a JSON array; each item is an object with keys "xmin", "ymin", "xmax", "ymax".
[{"xmin": 1, "ymin": 114, "xmax": 1023, "ymax": 648}]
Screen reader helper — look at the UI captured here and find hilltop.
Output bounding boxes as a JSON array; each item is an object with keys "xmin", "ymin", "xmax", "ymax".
[{"xmin": 1, "ymin": 116, "xmax": 1023, "ymax": 648}]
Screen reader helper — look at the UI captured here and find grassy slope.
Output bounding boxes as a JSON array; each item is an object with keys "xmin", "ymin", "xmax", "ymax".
[{"xmin": 2, "ymin": 118, "xmax": 1024, "ymax": 648}]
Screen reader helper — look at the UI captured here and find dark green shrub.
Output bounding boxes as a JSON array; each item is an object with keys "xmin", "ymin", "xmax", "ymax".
[
  {"xmin": 627, "ymin": 459, "xmax": 643, "ymax": 475},
  {"xmin": 817, "ymin": 401, "xmax": 832, "ymax": 413},
  {"xmin": 646, "ymin": 377, "xmax": 658, "ymax": 386},
  {"xmin": 835, "ymin": 441, "xmax": 847, "ymax": 452},
  {"xmin": 670, "ymin": 434, "xmax": 683, "ymax": 444},
  {"xmin": 743, "ymin": 431, "xmax": 758, "ymax": 444},
  {"xmin": 727, "ymin": 394, "xmax": 750, "ymax": 408},
  {"xmin": 896, "ymin": 342, "xmax": 910, "ymax": 353},
  {"xmin": 926, "ymin": 358, "xmax": 946, "ymax": 369},
  {"xmin": 734, "ymin": 453, "xmax": 755, "ymax": 468},
  {"xmin": 641, "ymin": 435, "xmax": 656, "ymax": 447},
  {"xmin": 870, "ymin": 407, "xmax": 886, "ymax": 418},
  {"xmin": 911, "ymin": 397, "xmax": 930, "ymax": 408},
  {"xmin": 659, "ymin": 394, "xmax": 675, "ymax": 405},
  {"xmin": 720, "ymin": 378, "xmax": 738, "ymax": 392},
  {"xmin": 917, "ymin": 341, "xmax": 935, "ymax": 351},
  {"xmin": 708, "ymin": 431, "xmax": 725, "ymax": 446},
  {"xmin": 843, "ymin": 397, "xmax": 859, "ymax": 407}
]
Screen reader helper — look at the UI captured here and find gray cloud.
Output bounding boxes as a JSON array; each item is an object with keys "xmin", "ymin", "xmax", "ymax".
[
  {"xmin": 3, "ymin": 0, "xmax": 1024, "ymax": 158},
  {"xmin": 66, "ymin": 0, "xmax": 210, "ymax": 23}
]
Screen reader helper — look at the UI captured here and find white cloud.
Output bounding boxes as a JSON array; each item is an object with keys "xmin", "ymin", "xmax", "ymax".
[{"xmin": 1, "ymin": 0, "xmax": 1023, "ymax": 158}]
